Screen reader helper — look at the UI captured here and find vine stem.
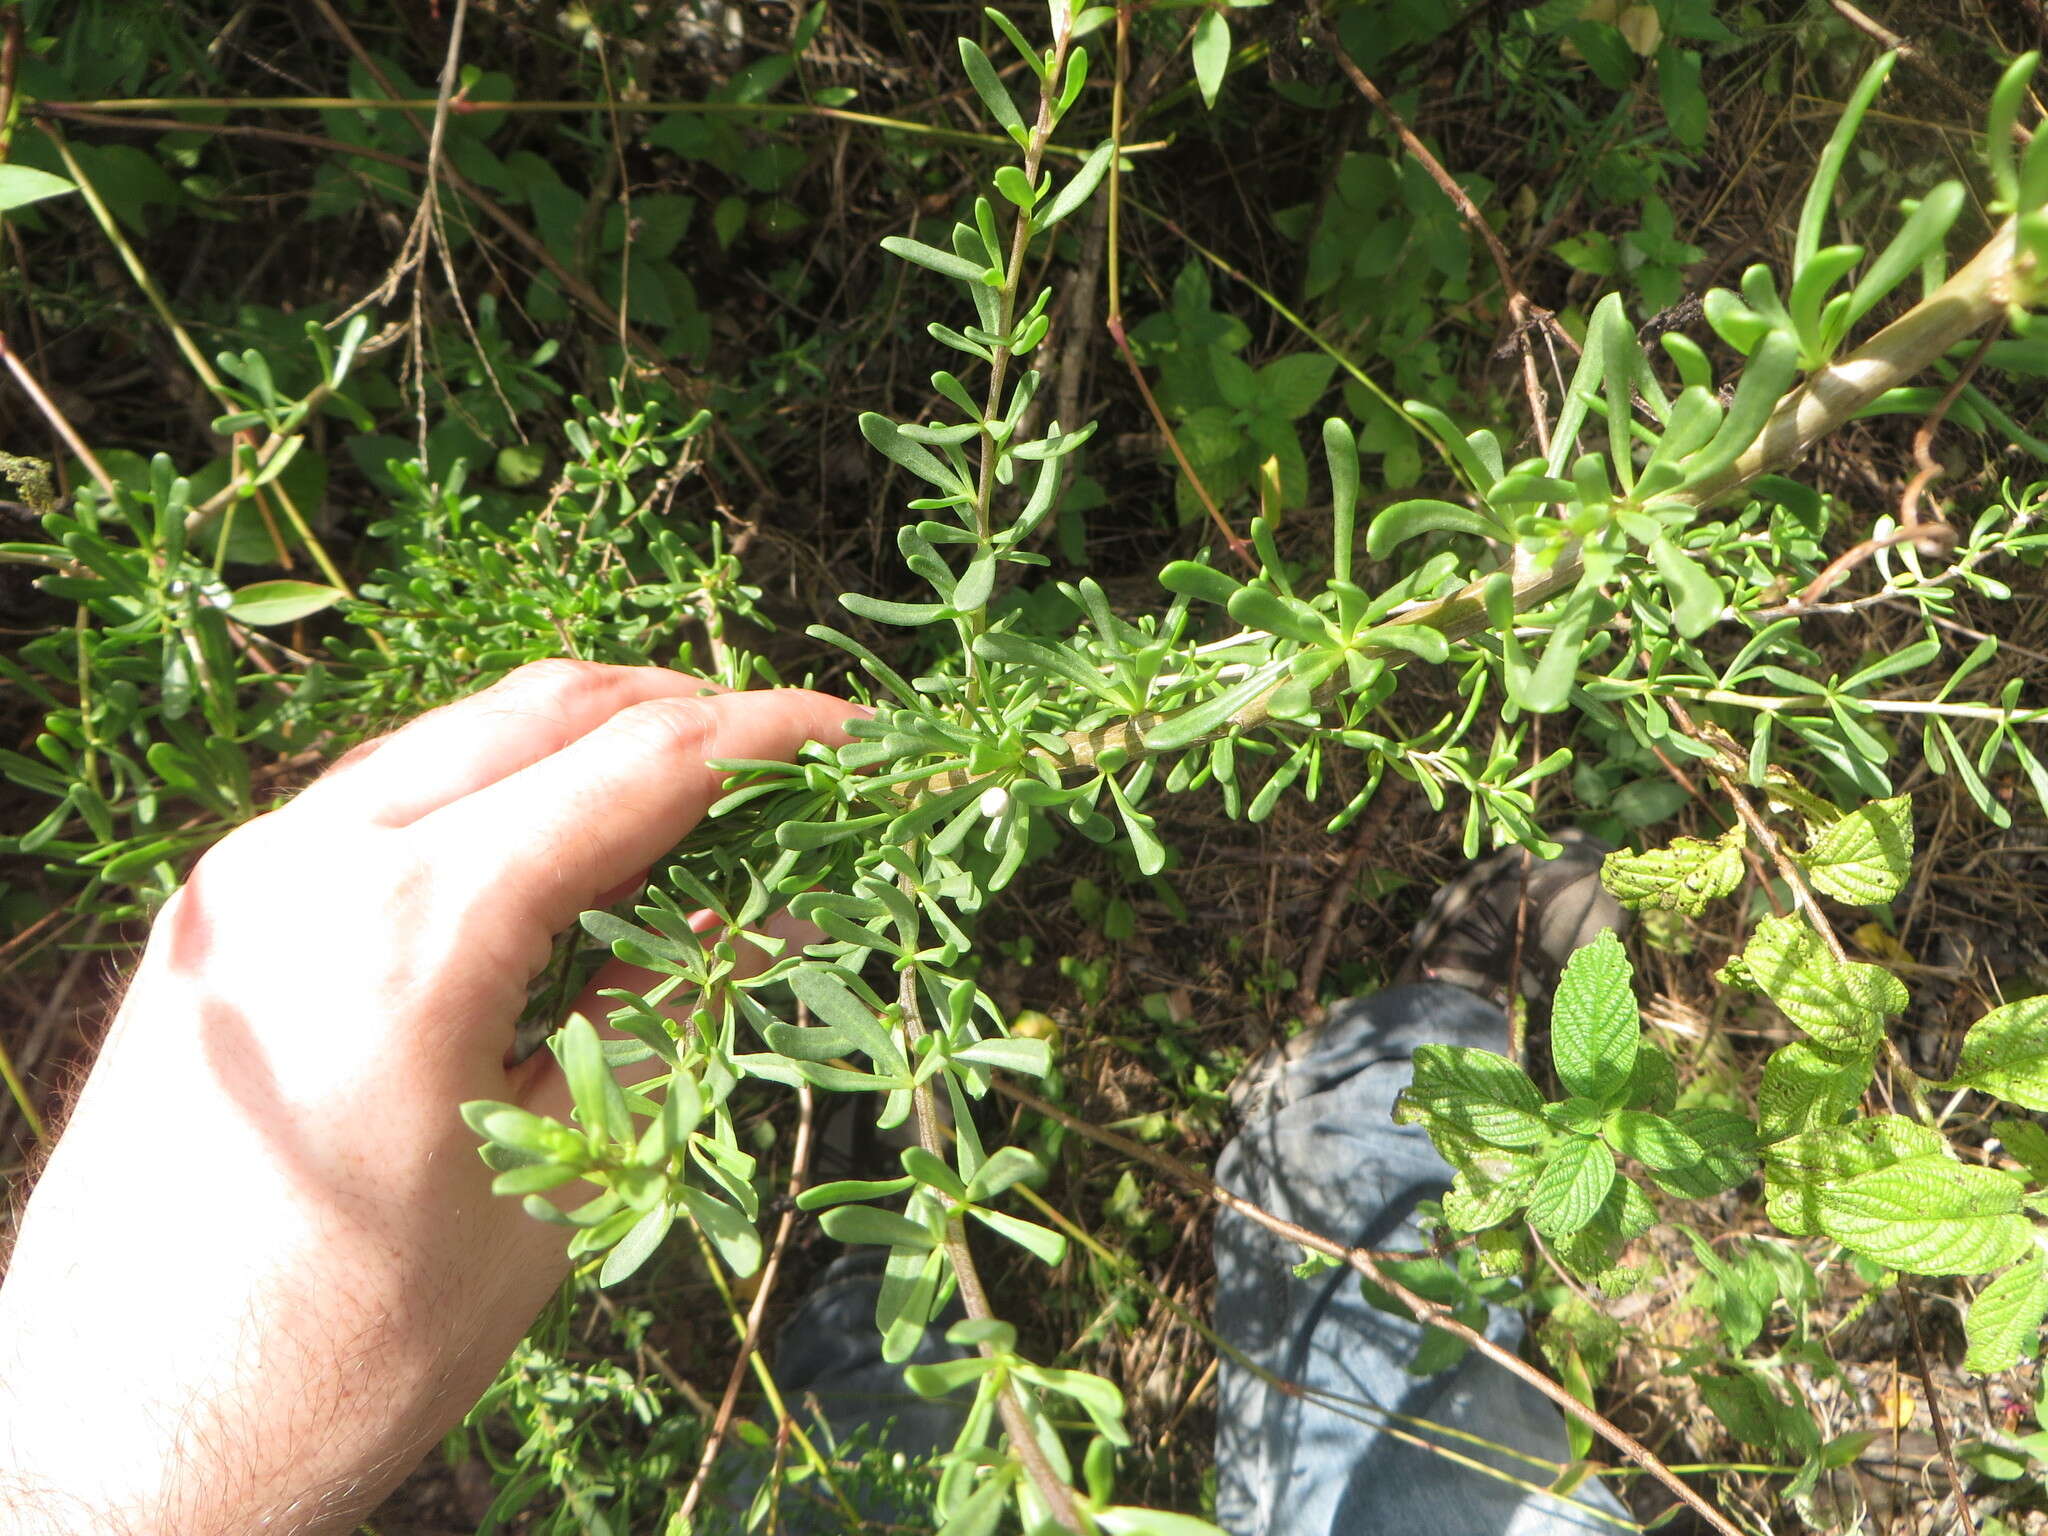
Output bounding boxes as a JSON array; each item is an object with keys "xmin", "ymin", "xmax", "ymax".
[
  {"xmin": 897, "ymin": 957, "xmax": 1084, "ymax": 1531},
  {"xmin": 992, "ymin": 1079, "xmax": 1745, "ymax": 1536}
]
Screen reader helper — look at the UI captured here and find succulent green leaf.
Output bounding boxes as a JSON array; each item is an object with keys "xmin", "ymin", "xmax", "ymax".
[
  {"xmin": 820, "ymin": 1203, "xmax": 939, "ymax": 1251},
  {"xmin": 959, "ymin": 38, "xmax": 1027, "ymax": 141},
  {"xmin": 1037, "ymin": 141, "xmax": 1114, "ymax": 230},
  {"xmin": 1647, "ymin": 537, "xmax": 1722, "ymax": 637},
  {"xmin": 1600, "ymin": 825, "xmax": 1745, "ymax": 916},
  {"xmin": 600, "ymin": 1202, "xmax": 675, "ymax": 1287},
  {"xmin": 1964, "ymin": 1252, "xmax": 2048, "ymax": 1374},
  {"xmin": 225, "ymin": 579, "xmax": 348, "ymax": 626},
  {"xmin": 1945, "ymin": 996, "xmax": 2048, "ymax": 1111},
  {"xmin": 1527, "ymin": 1135, "xmax": 1618, "ymax": 1238},
  {"xmin": 1797, "ymin": 794, "xmax": 1912, "ymax": 906},
  {"xmin": 1550, "ymin": 932, "xmax": 1639, "ymax": 1107},
  {"xmin": 681, "ymin": 1185, "xmax": 764, "ymax": 1277},
  {"xmin": 879, "ymin": 235, "xmax": 988, "ymax": 284},
  {"xmin": 1365, "ymin": 499, "xmax": 1506, "ymax": 558},
  {"xmin": 859, "ymin": 411, "xmax": 966, "ymax": 492},
  {"xmin": 1226, "ymin": 586, "xmax": 1328, "ymax": 646}
]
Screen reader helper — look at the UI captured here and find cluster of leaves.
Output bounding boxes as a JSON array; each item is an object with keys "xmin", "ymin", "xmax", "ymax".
[
  {"xmin": 15, "ymin": 2, "xmax": 2048, "ymax": 1529},
  {"xmin": 447, "ymin": 28, "xmax": 2048, "ymax": 1531}
]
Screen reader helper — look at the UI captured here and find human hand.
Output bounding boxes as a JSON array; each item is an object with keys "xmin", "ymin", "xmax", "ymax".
[{"xmin": 0, "ymin": 661, "xmax": 856, "ymax": 1535}]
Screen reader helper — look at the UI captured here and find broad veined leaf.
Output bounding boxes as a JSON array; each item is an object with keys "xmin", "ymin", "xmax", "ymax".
[
  {"xmin": 1654, "ymin": 1107, "xmax": 1760, "ymax": 1199},
  {"xmin": 1797, "ymin": 794, "xmax": 1912, "ymax": 906},
  {"xmin": 1605, "ymin": 1109, "xmax": 1705, "ymax": 1173},
  {"xmin": 1400, "ymin": 1044, "xmax": 1550, "ymax": 1149},
  {"xmin": 1756, "ymin": 1039, "xmax": 1875, "ymax": 1142},
  {"xmin": 1740, "ymin": 913, "xmax": 1901, "ymax": 1052},
  {"xmin": 1442, "ymin": 1161, "xmax": 1540, "ymax": 1231},
  {"xmin": 1550, "ymin": 932, "xmax": 1639, "ymax": 1107},
  {"xmin": 1527, "ymin": 1135, "xmax": 1618, "ymax": 1237},
  {"xmin": 1944, "ymin": 996, "xmax": 2048, "ymax": 1111},
  {"xmin": 1965, "ymin": 1251, "xmax": 2048, "ymax": 1374},
  {"xmin": 1996, "ymin": 1119, "xmax": 2048, "ymax": 1183},
  {"xmin": 1762, "ymin": 1113, "xmax": 1945, "ymax": 1235},
  {"xmin": 1600, "ymin": 825, "xmax": 1746, "ymax": 916},
  {"xmin": 1817, "ymin": 1156, "xmax": 2033, "ymax": 1276}
]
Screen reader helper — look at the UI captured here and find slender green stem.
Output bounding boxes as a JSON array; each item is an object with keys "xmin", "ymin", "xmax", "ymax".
[{"xmin": 36, "ymin": 95, "xmax": 1142, "ymax": 159}]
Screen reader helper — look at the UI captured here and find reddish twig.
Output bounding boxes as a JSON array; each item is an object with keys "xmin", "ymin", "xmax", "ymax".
[
  {"xmin": 1104, "ymin": 8, "xmax": 1250, "ymax": 569},
  {"xmin": 1901, "ymin": 1278, "xmax": 1980, "ymax": 1536},
  {"xmin": 674, "ymin": 1082, "xmax": 819, "ymax": 1528},
  {"xmin": 1309, "ymin": 10, "xmax": 1574, "ymax": 456}
]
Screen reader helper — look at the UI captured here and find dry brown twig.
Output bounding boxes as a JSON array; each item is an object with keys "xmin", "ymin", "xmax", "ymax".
[{"xmin": 1307, "ymin": 10, "xmax": 1576, "ymax": 460}]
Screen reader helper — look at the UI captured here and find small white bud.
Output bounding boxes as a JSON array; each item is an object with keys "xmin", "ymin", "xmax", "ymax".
[{"xmin": 979, "ymin": 785, "xmax": 1010, "ymax": 819}]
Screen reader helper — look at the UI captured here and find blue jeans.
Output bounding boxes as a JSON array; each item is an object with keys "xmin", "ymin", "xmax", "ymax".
[{"xmin": 775, "ymin": 983, "xmax": 1628, "ymax": 1534}]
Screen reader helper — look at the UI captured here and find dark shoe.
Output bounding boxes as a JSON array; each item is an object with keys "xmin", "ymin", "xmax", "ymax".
[{"xmin": 1394, "ymin": 828, "xmax": 1625, "ymax": 1009}]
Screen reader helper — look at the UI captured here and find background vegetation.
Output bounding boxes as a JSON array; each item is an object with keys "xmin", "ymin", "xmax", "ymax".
[{"xmin": 8, "ymin": 0, "xmax": 2048, "ymax": 1531}]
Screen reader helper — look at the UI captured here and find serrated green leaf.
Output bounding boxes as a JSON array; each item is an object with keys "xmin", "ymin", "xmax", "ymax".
[
  {"xmin": 1762, "ymin": 1113, "xmax": 1944, "ymax": 1234},
  {"xmin": 1965, "ymin": 1252, "xmax": 2048, "ymax": 1374},
  {"xmin": 1996, "ymin": 1119, "xmax": 2048, "ymax": 1183},
  {"xmin": 1601, "ymin": 825, "xmax": 1745, "ymax": 916},
  {"xmin": 1527, "ymin": 1136, "xmax": 1618, "ymax": 1237},
  {"xmin": 1620, "ymin": 1042, "xmax": 1677, "ymax": 1115},
  {"xmin": 1945, "ymin": 996, "xmax": 2048, "ymax": 1111},
  {"xmin": 1550, "ymin": 932, "xmax": 1639, "ymax": 1107},
  {"xmin": 1756, "ymin": 1039, "xmax": 1875, "ymax": 1142},
  {"xmin": 1797, "ymin": 794, "xmax": 1912, "ymax": 906},
  {"xmin": 1443, "ymin": 1161, "xmax": 1541, "ymax": 1231},
  {"xmin": 1402, "ymin": 1044, "xmax": 1551, "ymax": 1150},
  {"xmin": 1818, "ymin": 1156, "xmax": 2032, "ymax": 1275},
  {"xmin": 1741, "ymin": 913, "xmax": 1900, "ymax": 1052},
  {"xmin": 1655, "ymin": 1107, "xmax": 1760, "ymax": 1198},
  {"xmin": 1606, "ymin": 1110, "xmax": 1705, "ymax": 1173}
]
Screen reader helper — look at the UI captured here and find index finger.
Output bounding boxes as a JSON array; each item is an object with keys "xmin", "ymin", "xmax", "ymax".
[{"xmin": 412, "ymin": 688, "xmax": 857, "ymax": 934}]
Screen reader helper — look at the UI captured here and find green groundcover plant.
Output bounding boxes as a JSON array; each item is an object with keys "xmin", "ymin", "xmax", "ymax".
[{"xmin": 11, "ymin": 4, "xmax": 2048, "ymax": 1532}]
